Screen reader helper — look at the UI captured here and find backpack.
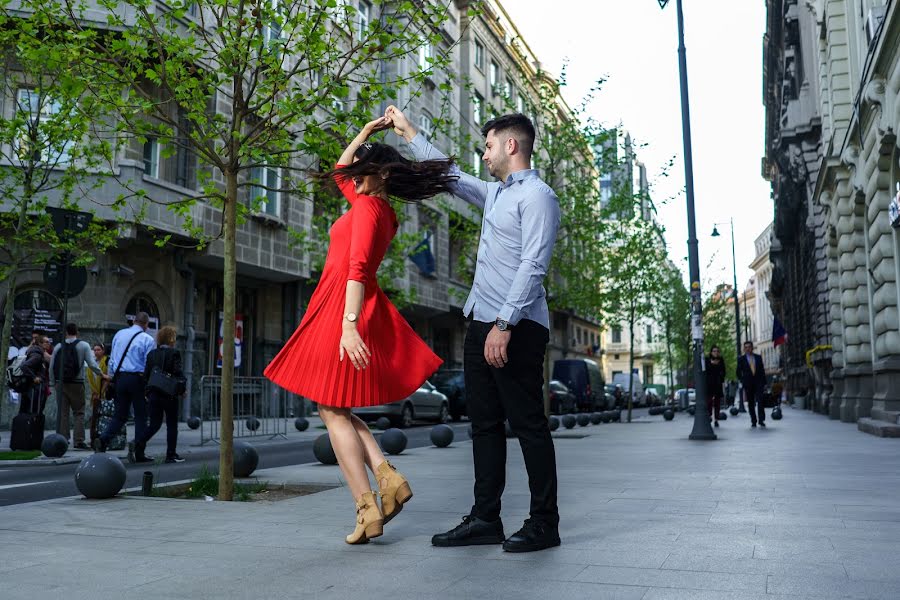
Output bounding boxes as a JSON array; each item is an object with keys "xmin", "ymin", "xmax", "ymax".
[
  {"xmin": 6, "ymin": 354, "xmax": 31, "ymax": 392},
  {"xmin": 61, "ymin": 340, "xmax": 82, "ymax": 383}
]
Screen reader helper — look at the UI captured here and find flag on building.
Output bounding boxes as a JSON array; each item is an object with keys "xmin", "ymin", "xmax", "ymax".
[
  {"xmin": 408, "ymin": 233, "xmax": 436, "ymax": 279},
  {"xmin": 773, "ymin": 318, "xmax": 788, "ymax": 347}
]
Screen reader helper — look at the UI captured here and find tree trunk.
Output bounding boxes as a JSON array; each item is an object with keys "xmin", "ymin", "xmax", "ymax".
[
  {"xmin": 217, "ymin": 169, "xmax": 238, "ymax": 501},
  {"xmin": 627, "ymin": 303, "xmax": 635, "ymax": 423}
]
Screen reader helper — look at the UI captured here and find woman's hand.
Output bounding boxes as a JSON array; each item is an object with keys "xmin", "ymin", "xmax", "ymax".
[
  {"xmin": 340, "ymin": 327, "xmax": 372, "ymax": 370},
  {"xmin": 362, "ymin": 116, "xmax": 393, "ymax": 138}
]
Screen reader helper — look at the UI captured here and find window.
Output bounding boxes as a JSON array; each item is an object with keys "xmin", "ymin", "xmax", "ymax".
[
  {"xmin": 516, "ymin": 95, "xmax": 526, "ymax": 114},
  {"xmin": 576, "ymin": 328, "xmax": 583, "ymax": 345},
  {"xmin": 643, "ymin": 364, "xmax": 654, "ymax": 384},
  {"xmin": 645, "ymin": 325, "xmax": 653, "ymax": 343},
  {"xmin": 126, "ymin": 294, "xmax": 160, "ymax": 332},
  {"xmin": 612, "ymin": 327, "xmax": 622, "ymax": 344},
  {"xmin": 504, "ymin": 77, "xmax": 514, "ymax": 99},
  {"xmin": 259, "ymin": 0, "xmax": 284, "ymax": 45},
  {"xmin": 418, "ymin": 41, "xmax": 433, "ymax": 72},
  {"xmin": 250, "ymin": 165, "xmax": 281, "ymax": 217},
  {"xmin": 472, "ymin": 146, "xmax": 482, "ymax": 178},
  {"xmin": 418, "ymin": 112, "xmax": 433, "ymax": 141},
  {"xmin": 472, "ymin": 91, "xmax": 484, "ymax": 126},
  {"xmin": 490, "ymin": 61, "xmax": 499, "ymax": 93},
  {"xmin": 15, "ymin": 88, "xmax": 74, "ymax": 164},
  {"xmin": 143, "ymin": 137, "xmax": 160, "ymax": 178},
  {"xmin": 356, "ymin": 0, "xmax": 371, "ymax": 41},
  {"xmin": 474, "ymin": 40, "xmax": 485, "ymax": 71}
]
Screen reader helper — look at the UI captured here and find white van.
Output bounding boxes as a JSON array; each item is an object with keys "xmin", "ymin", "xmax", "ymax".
[{"xmin": 611, "ymin": 372, "xmax": 645, "ymax": 406}]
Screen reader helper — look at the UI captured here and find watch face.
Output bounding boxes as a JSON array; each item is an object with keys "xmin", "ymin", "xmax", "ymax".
[{"xmin": 346, "ymin": 313, "xmax": 357, "ymax": 322}]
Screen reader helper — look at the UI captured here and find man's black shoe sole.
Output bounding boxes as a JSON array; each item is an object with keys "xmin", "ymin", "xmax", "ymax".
[
  {"xmin": 432, "ymin": 535, "xmax": 505, "ymax": 547},
  {"xmin": 502, "ymin": 538, "xmax": 561, "ymax": 553}
]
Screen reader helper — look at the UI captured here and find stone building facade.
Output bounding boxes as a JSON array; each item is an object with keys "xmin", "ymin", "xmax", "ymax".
[{"xmin": 764, "ymin": 0, "xmax": 900, "ymax": 435}]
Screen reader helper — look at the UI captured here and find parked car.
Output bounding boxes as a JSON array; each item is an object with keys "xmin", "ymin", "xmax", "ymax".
[
  {"xmin": 431, "ymin": 369, "xmax": 466, "ymax": 421},
  {"xmin": 674, "ymin": 388, "xmax": 696, "ymax": 409},
  {"xmin": 605, "ymin": 384, "xmax": 624, "ymax": 408},
  {"xmin": 547, "ymin": 380, "xmax": 576, "ymax": 414},
  {"xmin": 552, "ymin": 359, "xmax": 606, "ymax": 412},
  {"xmin": 353, "ymin": 380, "xmax": 449, "ymax": 428}
]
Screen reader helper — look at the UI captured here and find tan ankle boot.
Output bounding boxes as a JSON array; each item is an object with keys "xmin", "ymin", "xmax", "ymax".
[
  {"xmin": 345, "ymin": 491, "xmax": 383, "ymax": 545},
  {"xmin": 376, "ymin": 460, "xmax": 413, "ymax": 524}
]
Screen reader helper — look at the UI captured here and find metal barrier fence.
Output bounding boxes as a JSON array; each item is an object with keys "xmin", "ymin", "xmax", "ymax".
[{"xmin": 199, "ymin": 376, "xmax": 290, "ymax": 445}]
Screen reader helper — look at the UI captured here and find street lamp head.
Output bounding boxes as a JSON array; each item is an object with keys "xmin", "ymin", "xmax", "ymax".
[
  {"xmin": 657, "ymin": 0, "xmax": 670, "ymax": 7},
  {"xmin": 711, "ymin": 226, "xmax": 721, "ymax": 237}
]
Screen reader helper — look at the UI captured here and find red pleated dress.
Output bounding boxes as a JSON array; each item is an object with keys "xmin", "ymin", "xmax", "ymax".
[{"xmin": 264, "ymin": 165, "xmax": 442, "ymax": 407}]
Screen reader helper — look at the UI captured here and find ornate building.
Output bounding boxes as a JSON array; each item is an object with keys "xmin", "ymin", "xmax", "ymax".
[{"xmin": 764, "ymin": 0, "xmax": 900, "ymax": 435}]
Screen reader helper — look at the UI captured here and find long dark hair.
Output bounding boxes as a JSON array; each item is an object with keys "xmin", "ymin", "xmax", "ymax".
[
  {"xmin": 322, "ymin": 142, "xmax": 457, "ymax": 203},
  {"xmin": 708, "ymin": 345, "xmax": 721, "ymax": 361}
]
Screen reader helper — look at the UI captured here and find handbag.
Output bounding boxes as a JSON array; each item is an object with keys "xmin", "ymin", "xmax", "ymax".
[
  {"xmin": 105, "ymin": 330, "xmax": 142, "ymax": 401},
  {"xmin": 147, "ymin": 366, "xmax": 180, "ymax": 397}
]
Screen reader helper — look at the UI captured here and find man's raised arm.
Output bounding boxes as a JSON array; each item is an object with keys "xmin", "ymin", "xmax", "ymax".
[{"xmin": 386, "ymin": 105, "xmax": 489, "ymax": 210}]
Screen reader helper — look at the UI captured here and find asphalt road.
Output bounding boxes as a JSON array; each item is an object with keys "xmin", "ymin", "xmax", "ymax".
[{"xmin": 0, "ymin": 422, "xmax": 473, "ymax": 507}]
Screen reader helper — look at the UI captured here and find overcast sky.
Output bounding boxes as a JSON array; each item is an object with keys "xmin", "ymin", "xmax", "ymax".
[{"xmin": 507, "ymin": 0, "xmax": 772, "ymax": 291}]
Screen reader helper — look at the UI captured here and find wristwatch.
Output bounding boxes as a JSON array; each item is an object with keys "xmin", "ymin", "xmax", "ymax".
[
  {"xmin": 495, "ymin": 318, "xmax": 513, "ymax": 331},
  {"xmin": 345, "ymin": 312, "xmax": 358, "ymax": 323}
]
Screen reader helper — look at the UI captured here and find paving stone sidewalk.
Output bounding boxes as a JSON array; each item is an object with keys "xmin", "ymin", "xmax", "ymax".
[{"xmin": 2, "ymin": 407, "xmax": 900, "ymax": 600}]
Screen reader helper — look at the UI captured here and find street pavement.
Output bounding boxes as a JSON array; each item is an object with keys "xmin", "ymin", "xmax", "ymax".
[{"xmin": 2, "ymin": 407, "xmax": 900, "ymax": 599}]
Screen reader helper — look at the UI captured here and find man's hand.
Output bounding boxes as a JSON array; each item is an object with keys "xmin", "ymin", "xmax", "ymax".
[
  {"xmin": 385, "ymin": 105, "xmax": 416, "ymax": 142},
  {"xmin": 484, "ymin": 327, "xmax": 512, "ymax": 369}
]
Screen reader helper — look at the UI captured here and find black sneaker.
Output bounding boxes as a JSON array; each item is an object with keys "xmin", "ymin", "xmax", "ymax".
[
  {"xmin": 432, "ymin": 515, "xmax": 505, "ymax": 547},
  {"xmin": 74, "ymin": 442, "xmax": 91, "ymax": 450},
  {"xmin": 759, "ymin": 422, "xmax": 766, "ymax": 428},
  {"xmin": 134, "ymin": 454, "xmax": 155, "ymax": 464},
  {"xmin": 503, "ymin": 519, "xmax": 561, "ymax": 553},
  {"xmin": 751, "ymin": 423, "xmax": 757, "ymax": 428},
  {"xmin": 165, "ymin": 454, "xmax": 185, "ymax": 463}
]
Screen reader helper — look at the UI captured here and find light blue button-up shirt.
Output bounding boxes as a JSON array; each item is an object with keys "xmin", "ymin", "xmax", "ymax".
[
  {"xmin": 108, "ymin": 324, "xmax": 156, "ymax": 374},
  {"xmin": 408, "ymin": 133, "xmax": 560, "ymax": 328}
]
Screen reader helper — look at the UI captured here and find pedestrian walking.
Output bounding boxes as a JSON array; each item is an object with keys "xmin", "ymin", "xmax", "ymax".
[
  {"xmin": 737, "ymin": 341, "xmax": 767, "ymax": 427},
  {"xmin": 129, "ymin": 325, "xmax": 185, "ymax": 463},
  {"xmin": 389, "ymin": 106, "xmax": 562, "ymax": 553},
  {"xmin": 264, "ymin": 116, "xmax": 451, "ymax": 544},
  {"xmin": 705, "ymin": 345, "xmax": 726, "ymax": 428},
  {"xmin": 86, "ymin": 343, "xmax": 109, "ymax": 445},
  {"xmin": 94, "ymin": 312, "xmax": 156, "ymax": 452},
  {"xmin": 49, "ymin": 323, "xmax": 105, "ymax": 449}
]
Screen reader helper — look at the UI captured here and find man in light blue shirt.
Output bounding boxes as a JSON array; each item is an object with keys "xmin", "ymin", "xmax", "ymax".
[
  {"xmin": 387, "ymin": 106, "xmax": 561, "ymax": 553},
  {"xmin": 95, "ymin": 311, "xmax": 156, "ymax": 452}
]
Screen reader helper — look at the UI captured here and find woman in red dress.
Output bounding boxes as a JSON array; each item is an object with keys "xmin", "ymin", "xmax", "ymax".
[{"xmin": 265, "ymin": 117, "xmax": 456, "ymax": 544}]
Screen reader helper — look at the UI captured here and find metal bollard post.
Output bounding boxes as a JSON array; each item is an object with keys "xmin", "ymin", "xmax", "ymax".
[{"xmin": 142, "ymin": 471, "xmax": 154, "ymax": 496}]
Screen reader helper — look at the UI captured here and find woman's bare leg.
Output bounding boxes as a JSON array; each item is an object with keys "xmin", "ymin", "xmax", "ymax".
[
  {"xmin": 319, "ymin": 406, "xmax": 371, "ymax": 499},
  {"xmin": 349, "ymin": 413, "xmax": 387, "ymax": 473}
]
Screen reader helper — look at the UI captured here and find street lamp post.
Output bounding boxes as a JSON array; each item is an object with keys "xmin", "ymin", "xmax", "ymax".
[
  {"xmin": 712, "ymin": 218, "xmax": 749, "ymax": 412},
  {"xmin": 658, "ymin": 0, "xmax": 715, "ymax": 440}
]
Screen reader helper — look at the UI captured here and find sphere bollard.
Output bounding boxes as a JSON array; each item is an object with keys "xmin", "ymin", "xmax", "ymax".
[
  {"xmin": 233, "ymin": 441, "xmax": 259, "ymax": 478},
  {"xmin": 245, "ymin": 416, "xmax": 260, "ymax": 431},
  {"xmin": 718, "ymin": 411, "xmax": 728, "ymax": 421},
  {"xmin": 729, "ymin": 406, "xmax": 739, "ymax": 416},
  {"xmin": 648, "ymin": 406, "xmax": 661, "ymax": 416},
  {"xmin": 600, "ymin": 411, "xmax": 612, "ymax": 424},
  {"xmin": 187, "ymin": 416, "xmax": 201, "ymax": 430},
  {"xmin": 590, "ymin": 413, "xmax": 603, "ymax": 425},
  {"xmin": 313, "ymin": 433, "xmax": 337, "ymax": 465},
  {"xmin": 375, "ymin": 417, "xmax": 392, "ymax": 431},
  {"xmin": 687, "ymin": 405, "xmax": 696, "ymax": 416},
  {"xmin": 380, "ymin": 428, "xmax": 408, "ymax": 455},
  {"xmin": 612, "ymin": 410, "xmax": 622, "ymax": 422},
  {"xmin": 41, "ymin": 433, "xmax": 68, "ymax": 458},
  {"xmin": 430, "ymin": 424, "xmax": 454, "ymax": 448},
  {"xmin": 562, "ymin": 414, "xmax": 576, "ymax": 429},
  {"xmin": 576, "ymin": 413, "xmax": 590, "ymax": 427},
  {"xmin": 663, "ymin": 408, "xmax": 675, "ymax": 421},
  {"xmin": 549, "ymin": 416, "xmax": 560, "ymax": 431},
  {"xmin": 772, "ymin": 406, "xmax": 783, "ymax": 420},
  {"xmin": 294, "ymin": 417, "xmax": 309, "ymax": 432},
  {"xmin": 74, "ymin": 453, "xmax": 127, "ymax": 499}
]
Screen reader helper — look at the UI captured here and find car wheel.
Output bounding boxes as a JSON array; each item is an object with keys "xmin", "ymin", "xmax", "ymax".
[
  {"xmin": 438, "ymin": 402, "xmax": 450, "ymax": 424},
  {"xmin": 399, "ymin": 403, "xmax": 414, "ymax": 428}
]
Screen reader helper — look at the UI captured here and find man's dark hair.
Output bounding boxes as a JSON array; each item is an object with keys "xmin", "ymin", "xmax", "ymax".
[
  {"xmin": 65, "ymin": 322, "xmax": 78, "ymax": 336},
  {"xmin": 481, "ymin": 113, "xmax": 535, "ymax": 157},
  {"xmin": 744, "ymin": 341, "xmax": 754, "ymax": 349}
]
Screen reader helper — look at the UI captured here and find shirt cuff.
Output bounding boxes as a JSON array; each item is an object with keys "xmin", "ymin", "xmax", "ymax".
[
  {"xmin": 407, "ymin": 132, "xmax": 426, "ymax": 158},
  {"xmin": 497, "ymin": 304, "xmax": 521, "ymax": 326}
]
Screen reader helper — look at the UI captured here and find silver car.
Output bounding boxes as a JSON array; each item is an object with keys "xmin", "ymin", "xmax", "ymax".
[{"xmin": 352, "ymin": 380, "xmax": 450, "ymax": 428}]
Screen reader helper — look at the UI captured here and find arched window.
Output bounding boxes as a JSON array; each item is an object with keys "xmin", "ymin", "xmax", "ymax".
[
  {"xmin": 14, "ymin": 289, "xmax": 62, "ymax": 311},
  {"xmin": 125, "ymin": 294, "xmax": 160, "ymax": 331}
]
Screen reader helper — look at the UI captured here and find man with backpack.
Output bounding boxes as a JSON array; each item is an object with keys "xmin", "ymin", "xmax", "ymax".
[{"xmin": 50, "ymin": 323, "xmax": 105, "ymax": 450}]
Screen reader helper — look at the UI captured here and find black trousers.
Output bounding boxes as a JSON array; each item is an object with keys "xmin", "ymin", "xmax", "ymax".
[
  {"xmin": 100, "ymin": 372, "xmax": 148, "ymax": 444},
  {"xmin": 745, "ymin": 383, "xmax": 765, "ymax": 425},
  {"xmin": 465, "ymin": 319, "xmax": 559, "ymax": 527},
  {"xmin": 137, "ymin": 389, "xmax": 179, "ymax": 458}
]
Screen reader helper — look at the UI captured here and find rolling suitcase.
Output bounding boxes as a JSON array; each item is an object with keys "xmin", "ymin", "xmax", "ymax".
[
  {"xmin": 9, "ymin": 387, "xmax": 45, "ymax": 451},
  {"xmin": 97, "ymin": 397, "xmax": 127, "ymax": 450}
]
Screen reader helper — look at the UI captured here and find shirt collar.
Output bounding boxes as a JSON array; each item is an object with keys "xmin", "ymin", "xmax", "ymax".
[{"xmin": 501, "ymin": 169, "xmax": 539, "ymax": 188}]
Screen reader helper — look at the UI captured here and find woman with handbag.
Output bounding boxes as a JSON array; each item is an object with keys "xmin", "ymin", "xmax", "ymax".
[
  {"xmin": 130, "ymin": 325, "xmax": 185, "ymax": 463},
  {"xmin": 706, "ymin": 345, "xmax": 727, "ymax": 428}
]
